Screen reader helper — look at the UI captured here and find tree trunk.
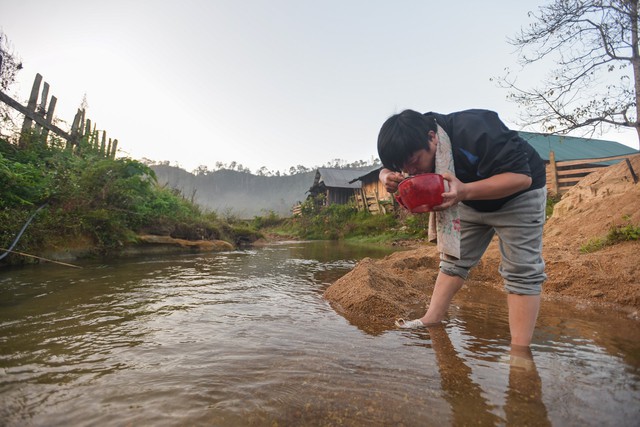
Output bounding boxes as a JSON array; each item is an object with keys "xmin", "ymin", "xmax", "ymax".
[{"xmin": 631, "ymin": 0, "xmax": 640, "ymax": 143}]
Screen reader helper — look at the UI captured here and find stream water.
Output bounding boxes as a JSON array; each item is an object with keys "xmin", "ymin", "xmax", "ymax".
[{"xmin": 1, "ymin": 240, "xmax": 639, "ymax": 426}]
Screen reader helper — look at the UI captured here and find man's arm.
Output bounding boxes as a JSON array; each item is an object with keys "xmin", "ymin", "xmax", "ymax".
[{"xmin": 435, "ymin": 172, "xmax": 532, "ymax": 210}]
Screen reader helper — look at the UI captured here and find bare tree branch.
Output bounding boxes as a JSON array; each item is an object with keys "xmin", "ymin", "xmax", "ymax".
[{"xmin": 497, "ymin": 0, "xmax": 640, "ymax": 143}]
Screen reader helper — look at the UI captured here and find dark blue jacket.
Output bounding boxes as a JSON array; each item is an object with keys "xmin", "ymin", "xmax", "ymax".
[{"xmin": 427, "ymin": 109, "xmax": 546, "ymax": 212}]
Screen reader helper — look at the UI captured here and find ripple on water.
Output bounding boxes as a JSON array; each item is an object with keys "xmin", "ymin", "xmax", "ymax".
[{"xmin": 1, "ymin": 242, "xmax": 639, "ymax": 426}]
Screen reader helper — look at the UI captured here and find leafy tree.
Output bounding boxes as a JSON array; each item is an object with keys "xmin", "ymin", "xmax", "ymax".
[
  {"xmin": 0, "ymin": 31, "xmax": 22, "ymax": 92},
  {"xmin": 193, "ymin": 164, "xmax": 209, "ymax": 175},
  {"xmin": 0, "ymin": 31, "xmax": 23, "ymax": 133},
  {"xmin": 498, "ymin": 0, "xmax": 640, "ymax": 141}
]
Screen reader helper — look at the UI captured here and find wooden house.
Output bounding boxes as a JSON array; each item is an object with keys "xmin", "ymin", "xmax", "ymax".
[
  {"xmin": 348, "ymin": 166, "xmax": 391, "ymax": 214},
  {"xmin": 519, "ymin": 132, "xmax": 638, "ymax": 195},
  {"xmin": 307, "ymin": 168, "xmax": 367, "ymax": 207}
]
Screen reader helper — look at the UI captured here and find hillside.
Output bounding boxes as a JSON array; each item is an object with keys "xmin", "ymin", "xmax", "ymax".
[{"xmin": 151, "ymin": 165, "xmax": 316, "ymax": 218}]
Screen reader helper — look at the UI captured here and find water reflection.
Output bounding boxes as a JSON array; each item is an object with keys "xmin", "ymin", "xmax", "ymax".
[
  {"xmin": 0, "ymin": 241, "xmax": 638, "ymax": 426},
  {"xmin": 505, "ymin": 345, "xmax": 550, "ymax": 427},
  {"xmin": 400, "ymin": 325, "xmax": 551, "ymax": 426},
  {"xmin": 428, "ymin": 325, "xmax": 503, "ymax": 426}
]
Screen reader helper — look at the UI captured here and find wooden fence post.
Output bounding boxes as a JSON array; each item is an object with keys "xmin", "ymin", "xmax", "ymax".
[
  {"xmin": 548, "ymin": 150, "xmax": 559, "ymax": 195},
  {"xmin": 33, "ymin": 81, "xmax": 49, "ymax": 135},
  {"xmin": 2, "ymin": 73, "xmax": 118, "ymax": 158},
  {"xmin": 18, "ymin": 73, "xmax": 42, "ymax": 147},
  {"xmin": 68, "ymin": 109, "xmax": 82, "ymax": 149},
  {"xmin": 109, "ymin": 139, "xmax": 118, "ymax": 159},
  {"xmin": 100, "ymin": 131, "xmax": 106, "ymax": 155},
  {"xmin": 42, "ymin": 95, "xmax": 57, "ymax": 140}
]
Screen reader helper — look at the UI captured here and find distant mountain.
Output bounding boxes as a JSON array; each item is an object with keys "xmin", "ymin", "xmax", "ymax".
[{"xmin": 151, "ymin": 165, "xmax": 316, "ymax": 218}]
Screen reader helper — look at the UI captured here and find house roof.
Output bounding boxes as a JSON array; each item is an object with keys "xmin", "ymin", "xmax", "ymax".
[
  {"xmin": 348, "ymin": 165, "xmax": 383, "ymax": 183},
  {"xmin": 519, "ymin": 131, "xmax": 638, "ymax": 162},
  {"xmin": 313, "ymin": 168, "xmax": 364, "ymax": 189}
]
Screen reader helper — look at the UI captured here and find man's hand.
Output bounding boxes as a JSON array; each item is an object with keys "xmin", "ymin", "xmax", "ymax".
[
  {"xmin": 379, "ymin": 168, "xmax": 404, "ymax": 193},
  {"xmin": 433, "ymin": 172, "xmax": 465, "ymax": 211}
]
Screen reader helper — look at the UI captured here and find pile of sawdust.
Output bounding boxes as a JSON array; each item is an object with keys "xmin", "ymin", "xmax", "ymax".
[{"xmin": 324, "ymin": 154, "xmax": 640, "ymax": 324}]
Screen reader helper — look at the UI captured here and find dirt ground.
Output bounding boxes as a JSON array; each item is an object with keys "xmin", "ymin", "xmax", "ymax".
[{"xmin": 324, "ymin": 154, "xmax": 640, "ymax": 327}]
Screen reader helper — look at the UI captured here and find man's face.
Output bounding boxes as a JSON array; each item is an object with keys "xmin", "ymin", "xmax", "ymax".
[{"xmin": 401, "ymin": 131, "xmax": 438, "ymax": 175}]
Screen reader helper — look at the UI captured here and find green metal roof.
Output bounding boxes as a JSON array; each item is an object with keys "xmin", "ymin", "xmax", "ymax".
[{"xmin": 519, "ymin": 131, "xmax": 638, "ymax": 162}]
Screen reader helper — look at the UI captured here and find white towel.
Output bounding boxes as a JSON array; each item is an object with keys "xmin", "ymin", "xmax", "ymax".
[{"xmin": 428, "ymin": 124, "xmax": 461, "ymax": 259}]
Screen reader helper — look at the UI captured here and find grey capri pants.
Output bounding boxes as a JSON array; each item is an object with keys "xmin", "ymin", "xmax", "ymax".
[{"xmin": 439, "ymin": 187, "xmax": 547, "ymax": 295}]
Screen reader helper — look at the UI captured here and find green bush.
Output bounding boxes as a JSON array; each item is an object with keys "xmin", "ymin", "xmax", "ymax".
[
  {"xmin": 0, "ymin": 136, "xmax": 242, "ymax": 260},
  {"xmin": 263, "ymin": 195, "xmax": 428, "ymax": 244},
  {"xmin": 403, "ymin": 213, "xmax": 430, "ymax": 238},
  {"xmin": 580, "ymin": 216, "xmax": 640, "ymax": 253},
  {"xmin": 344, "ymin": 211, "xmax": 398, "ymax": 238},
  {"xmin": 252, "ymin": 210, "xmax": 284, "ymax": 229},
  {"xmin": 546, "ymin": 192, "xmax": 562, "ymax": 218}
]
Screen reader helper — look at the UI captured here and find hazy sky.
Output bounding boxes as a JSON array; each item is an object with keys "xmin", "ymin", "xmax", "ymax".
[{"xmin": 2, "ymin": 0, "xmax": 638, "ymax": 173}]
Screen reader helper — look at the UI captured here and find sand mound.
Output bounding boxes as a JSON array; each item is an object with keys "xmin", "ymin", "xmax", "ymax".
[
  {"xmin": 545, "ymin": 154, "xmax": 640, "ymax": 247},
  {"xmin": 324, "ymin": 154, "xmax": 640, "ymax": 323},
  {"xmin": 324, "ymin": 248, "xmax": 440, "ymax": 327}
]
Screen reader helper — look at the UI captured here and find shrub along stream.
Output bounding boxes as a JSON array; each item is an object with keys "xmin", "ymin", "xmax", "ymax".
[{"xmin": 0, "ymin": 134, "xmax": 259, "ymax": 265}]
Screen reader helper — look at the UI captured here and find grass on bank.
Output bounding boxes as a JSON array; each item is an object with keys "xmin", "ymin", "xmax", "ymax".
[
  {"xmin": 580, "ymin": 216, "xmax": 640, "ymax": 253},
  {"xmin": 256, "ymin": 191, "xmax": 639, "ymax": 251},
  {"xmin": 0, "ymin": 133, "xmax": 258, "ymax": 264},
  {"xmin": 252, "ymin": 199, "xmax": 430, "ymax": 245}
]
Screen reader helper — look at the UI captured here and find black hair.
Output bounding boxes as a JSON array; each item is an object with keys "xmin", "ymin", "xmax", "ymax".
[{"xmin": 377, "ymin": 109, "xmax": 437, "ymax": 172}]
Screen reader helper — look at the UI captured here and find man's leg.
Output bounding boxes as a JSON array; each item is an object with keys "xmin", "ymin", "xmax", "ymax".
[
  {"xmin": 427, "ymin": 203, "xmax": 495, "ymax": 326},
  {"xmin": 508, "ymin": 293, "xmax": 541, "ymax": 347},
  {"xmin": 491, "ymin": 188, "xmax": 547, "ymax": 346},
  {"xmin": 419, "ymin": 272, "xmax": 464, "ymax": 325}
]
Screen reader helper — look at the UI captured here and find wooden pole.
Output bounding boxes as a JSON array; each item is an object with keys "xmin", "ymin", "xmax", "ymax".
[
  {"xmin": 548, "ymin": 150, "xmax": 559, "ymax": 195},
  {"xmin": 1, "ymin": 76, "xmax": 120, "ymax": 159},
  {"xmin": 34, "ymin": 81, "xmax": 49, "ymax": 135},
  {"xmin": 19, "ymin": 73, "xmax": 42, "ymax": 147},
  {"xmin": 0, "ymin": 91, "xmax": 70, "ymax": 140},
  {"xmin": 100, "ymin": 131, "xmax": 106, "ymax": 155},
  {"xmin": 40, "ymin": 82, "xmax": 50, "ymax": 114},
  {"xmin": 78, "ymin": 111, "xmax": 86, "ymax": 137},
  {"xmin": 43, "ymin": 95, "xmax": 57, "ymax": 141},
  {"xmin": 110, "ymin": 139, "xmax": 118, "ymax": 158},
  {"xmin": 373, "ymin": 189, "xmax": 384, "ymax": 215},
  {"xmin": 68, "ymin": 109, "xmax": 82, "ymax": 149},
  {"xmin": 625, "ymin": 158, "xmax": 639, "ymax": 184}
]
